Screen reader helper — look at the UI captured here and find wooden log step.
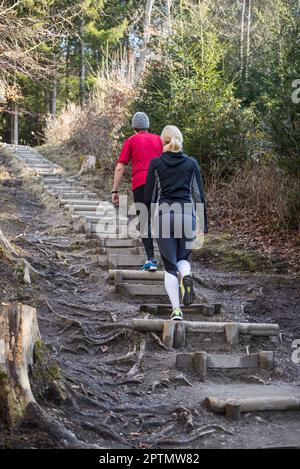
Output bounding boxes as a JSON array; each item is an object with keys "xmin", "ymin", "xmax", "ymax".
[
  {"xmin": 28, "ymin": 160, "xmax": 53, "ymax": 164},
  {"xmin": 99, "ymin": 238, "xmax": 141, "ymax": 248},
  {"xmin": 176, "ymin": 351, "xmax": 274, "ymax": 378},
  {"xmin": 54, "ymin": 190, "xmax": 96, "ymax": 196},
  {"xmin": 108, "ymin": 269, "xmax": 165, "ymax": 282},
  {"xmin": 89, "ymin": 223, "xmax": 128, "ymax": 234},
  {"xmin": 46, "ymin": 183, "xmax": 74, "ymax": 188},
  {"xmin": 69, "ymin": 204, "xmax": 114, "ymax": 212},
  {"xmin": 25, "ymin": 163, "xmax": 53, "ymax": 168},
  {"xmin": 71, "ymin": 212, "xmax": 118, "ymax": 220},
  {"xmin": 86, "ymin": 233, "xmax": 141, "ymax": 247},
  {"xmin": 60, "ymin": 199, "xmax": 101, "ymax": 205},
  {"xmin": 49, "ymin": 184, "xmax": 79, "ymax": 189},
  {"xmin": 71, "ymin": 213, "xmax": 117, "ymax": 220},
  {"xmin": 43, "ymin": 179, "xmax": 63, "ymax": 185},
  {"xmin": 58, "ymin": 193, "xmax": 97, "ymax": 199},
  {"xmin": 107, "ymin": 254, "xmax": 148, "ymax": 268},
  {"xmin": 100, "ymin": 246, "xmax": 144, "ymax": 255},
  {"xmin": 32, "ymin": 169, "xmax": 56, "ymax": 174},
  {"xmin": 116, "ymin": 283, "xmax": 167, "ymax": 296},
  {"xmin": 28, "ymin": 162, "xmax": 53, "ymax": 166},
  {"xmin": 84, "ymin": 216, "xmax": 128, "ymax": 224},
  {"xmin": 51, "ymin": 187, "xmax": 92, "ymax": 192},
  {"xmin": 139, "ymin": 303, "xmax": 221, "ymax": 319},
  {"xmin": 204, "ymin": 396, "xmax": 300, "ymax": 420},
  {"xmin": 71, "ymin": 212, "xmax": 106, "ymax": 220},
  {"xmin": 132, "ymin": 319, "xmax": 279, "ymax": 339},
  {"xmin": 47, "ymin": 186, "xmax": 74, "ymax": 192}
]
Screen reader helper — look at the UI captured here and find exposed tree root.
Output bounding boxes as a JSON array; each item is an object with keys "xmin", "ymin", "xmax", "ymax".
[
  {"xmin": 127, "ymin": 337, "xmax": 146, "ymax": 377},
  {"xmin": 80, "ymin": 421, "xmax": 129, "ymax": 445},
  {"xmin": 150, "ymin": 332, "xmax": 168, "ymax": 350},
  {"xmin": 0, "ymin": 229, "xmax": 39, "ymax": 284},
  {"xmin": 103, "ymin": 350, "xmax": 136, "ymax": 366},
  {"xmin": 92, "ymin": 330, "xmax": 129, "ymax": 345},
  {"xmin": 72, "ymin": 391, "xmax": 110, "ymax": 412},
  {"xmin": 0, "ymin": 228, "xmax": 19, "ymax": 259},
  {"xmin": 25, "ymin": 403, "xmax": 101, "ymax": 449},
  {"xmin": 57, "ymin": 300, "xmax": 110, "ymax": 315},
  {"xmin": 44, "ymin": 299, "xmax": 85, "ymax": 328}
]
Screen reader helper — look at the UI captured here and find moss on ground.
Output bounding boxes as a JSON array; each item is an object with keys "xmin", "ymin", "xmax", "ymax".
[
  {"xmin": 193, "ymin": 232, "xmax": 279, "ymax": 273},
  {"xmin": 36, "ymin": 144, "xmax": 78, "ymax": 173},
  {"xmin": 32, "ymin": 341, "xmax": 68, "ymax": 403}
]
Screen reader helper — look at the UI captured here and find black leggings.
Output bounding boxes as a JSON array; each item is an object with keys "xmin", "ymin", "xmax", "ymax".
[
  {"xmin": 133, "ymin": 185, "xmax": 154, "ymax": 259},
  {"xmin": 155, "ymin": 212, "xmax": 195, "ymax": 276}
]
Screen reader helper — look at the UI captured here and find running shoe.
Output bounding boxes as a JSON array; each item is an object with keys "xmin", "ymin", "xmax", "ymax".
[
  {"xmin": 180, "ymin": 275, "xmax": 195, "ymax": 306},
  {"xmin": 171, "ymin": 307, "xmax": 183, "ymax": 321},
  {"xmin": 140, "ymin": 258, "xmax": 157, "ymax": 271}
]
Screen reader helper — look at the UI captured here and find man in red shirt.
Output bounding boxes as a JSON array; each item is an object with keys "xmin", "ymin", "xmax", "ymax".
[{"xmin": 111, "ymin": 112, "xmax": 163, "ymax": 271}]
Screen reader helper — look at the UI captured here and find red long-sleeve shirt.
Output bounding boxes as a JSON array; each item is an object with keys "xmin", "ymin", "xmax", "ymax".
[{"xmin": 117, "ymin": 131, "xmax": 163, "ymax": 190}]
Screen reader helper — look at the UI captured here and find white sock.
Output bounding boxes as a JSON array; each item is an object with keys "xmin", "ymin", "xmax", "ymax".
[
  {"xmin": 176, "ymin": 259, "xmax": 191, "ymax": 278},
  {"xmin": 164, "ymin": 272, "xmax": 180, "ymax": 309}
]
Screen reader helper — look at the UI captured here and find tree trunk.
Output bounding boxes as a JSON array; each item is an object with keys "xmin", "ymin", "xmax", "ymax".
[
  {"xmin": 45, "ymin": 90, "xmax": 51, "ymax": 115},
  {"xmin": 51, "ymin": 81, "xmax": 57, "ymax": 117},
  {"xmin": 11, "ymin": 104, "xmax": 18, "ymax": 146},
  {"xmin": 240, "ymin": 0, "xmax": 246, "ymax": 79},
  {"xmin": 164, "ymin": 0, "xmax": 172, "ymax": 35},
  {"xmin": 135, "ymin": 0, "xmax": 154, "ymax": 81},
  {"xmin": 245, "ymin": 0, "xmax": 252, "ymax": 83},
  {"xmin": 65, "ymin": 39, "xmax": 71, "ymax": 101},
  {"xmin": 0, "ymin": 303, "xmax": 41, "ymax": 426},
  {"xmin": 0, "ymin": 302, "xmax": 99, "ymax": 448},
  {"xmin": 79, "ymin": 17, "xmax": 86, "ymax": 106}
]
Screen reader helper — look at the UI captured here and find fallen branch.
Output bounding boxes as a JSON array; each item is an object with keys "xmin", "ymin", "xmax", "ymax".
[
  {"xmin": 205, "ymin": 396, "xmax": 300, "ymax": 416},
  {"xmin": 158, "ymin": 424, "xmax": 231, "ymax": 446}
]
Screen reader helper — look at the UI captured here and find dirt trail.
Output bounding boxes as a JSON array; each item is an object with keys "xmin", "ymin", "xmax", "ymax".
[{"xmin": 0, "ymin": 147, "xmax": 300, "ymax": 449}]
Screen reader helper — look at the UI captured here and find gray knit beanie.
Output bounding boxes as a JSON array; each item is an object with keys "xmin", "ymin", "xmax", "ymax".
[{"xmin": 132, "ymin": 112, "xmax": 150, "ymax": 130}]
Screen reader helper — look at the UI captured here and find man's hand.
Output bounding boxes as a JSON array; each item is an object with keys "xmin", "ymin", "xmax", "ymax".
[
  {"xmin": 112, "ymin": 192, "xmax": 119, "ymax": 205},
  {"xmin": 111, "ymin": 163, "xmax": 125, "ymax": 206}
]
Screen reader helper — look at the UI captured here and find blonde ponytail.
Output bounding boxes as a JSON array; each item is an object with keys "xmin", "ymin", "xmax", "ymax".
[{"xmin": 161, "ymin": 125, "xmax": 183, "ymax": 152}]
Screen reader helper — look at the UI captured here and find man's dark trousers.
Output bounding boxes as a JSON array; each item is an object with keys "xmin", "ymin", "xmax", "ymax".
[{"xmin": 133, "ymin": 184, "xmax": 154, "ymax": 259}]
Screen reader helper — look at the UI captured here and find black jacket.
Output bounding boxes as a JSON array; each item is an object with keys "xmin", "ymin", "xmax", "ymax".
[{"xmin": 144, "ymin": 151, "xmax": 208, "ymax": 233}]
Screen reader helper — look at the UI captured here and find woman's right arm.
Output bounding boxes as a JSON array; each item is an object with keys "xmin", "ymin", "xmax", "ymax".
[{"xmin": 191, "ymin": 161, "xmax": 208, "ymax": 233}]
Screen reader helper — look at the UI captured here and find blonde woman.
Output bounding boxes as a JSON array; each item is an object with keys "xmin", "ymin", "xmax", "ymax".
[{"xmin": 144, "ymin": 126, "xmax": 208, "ymax": 320}]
